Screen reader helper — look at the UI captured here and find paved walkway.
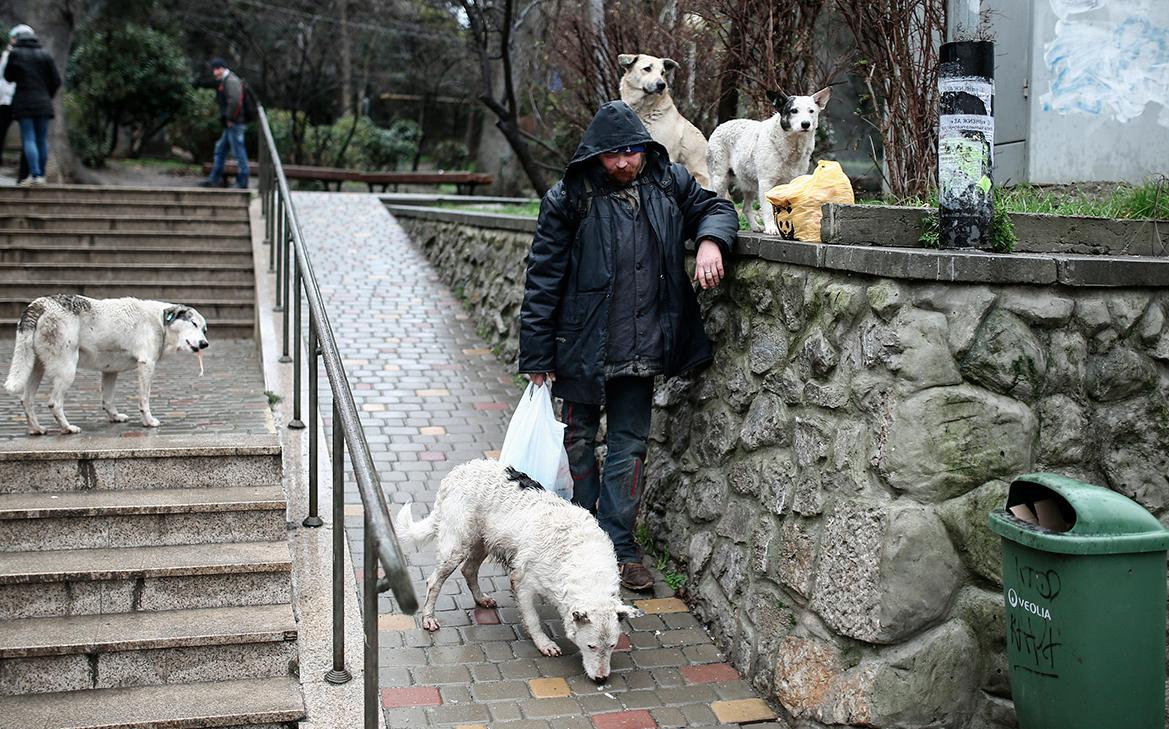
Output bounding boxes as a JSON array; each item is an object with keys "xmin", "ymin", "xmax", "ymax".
[{"xmin": 294, "ymin": 192, "xmax": 782, "ymax": 729}]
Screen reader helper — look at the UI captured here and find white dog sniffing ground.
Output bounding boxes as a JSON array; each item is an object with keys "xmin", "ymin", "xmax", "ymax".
[
  {"xmin": 619, "ymin": 53, "xmax": 710, "ymax": 188},
  {"xmin": 707, "ymin": 88, "xmax": 831, "ymax": 234},
  {"xmin": 4, "ymin": 295, "xmax": 209, "ymax": 434},
  {"xmin": 396, "ymin": 459, "xmax": 642, "ymax": 682}
]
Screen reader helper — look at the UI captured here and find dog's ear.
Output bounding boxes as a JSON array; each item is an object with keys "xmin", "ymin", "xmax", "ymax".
[
  {"xmin": 572, "ymin": 610, "xmax": 591, "ymax": 624},
  {"xmin": 615, "ymin": 603, "xmax": 644, "ymax": 620},
  {"xmin": 163, "ymin": 305, "xmax": 190, "ymax": 326},
  {"xmin": 766, "ymin": 89, "xmax": 788, "ymax": 110},
  {"xmin": 618, "ymin": 54, "xmax": 638, "ymax": 69},
  {"xmin": 812, "ymin": 87, "xmax": 832, "ymax": 109},
  {"xmin": 661, "ymin": 58, "xmax": 679, "ymax": 74}
]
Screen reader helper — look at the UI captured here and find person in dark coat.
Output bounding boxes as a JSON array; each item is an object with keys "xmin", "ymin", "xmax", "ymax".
[
  {"xmin": 199, "ymin": 58, "xmax": 251, "ymax": 189},
  {"xmin": 3, "ymin": 24, "xmax": 60, "ymax": 185},
  {"xmin": 519, "ymin": 100, "xmax": 738, "ymax": 590}
]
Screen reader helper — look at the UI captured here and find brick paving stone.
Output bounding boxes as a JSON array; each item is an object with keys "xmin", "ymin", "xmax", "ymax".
[
  {"xmin": 528, "ymin": 676, "xmax": 572, "ymax": 698},
  {"xmin": 709, "ymin": 698, "xmax": 777, "ymax": 724},
  {"xmin": 289, "ymin": 193, "xmax": 773, "ymax": 727},
  {"xmin": 381, "ymin": 686, "xmax": 442, "ymax": 708},
  {"xmin": 616, "ymin": 633, "xmax": 634, "ymax": 651},
  {"xmin": 592, "ymin": 709, "xmax": 658, "ymax": 729},
  {"xmin": 679, "ymin": 663, "xmax": 740, "ymax": 685},
  {"xmin": 472, "ymin": 607, "xmax": 501, "ymax": 624}
]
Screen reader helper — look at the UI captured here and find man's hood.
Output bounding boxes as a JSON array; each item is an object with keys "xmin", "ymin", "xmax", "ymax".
[{"xmin": 566, "ymin": 101, "xmax": 668, "ymax": 177}]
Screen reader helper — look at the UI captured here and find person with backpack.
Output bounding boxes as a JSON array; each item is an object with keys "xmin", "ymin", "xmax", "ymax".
[
  {"xmin": 3, "ymin": 24, "xmax": 60, "ymax": 186},
  {"xmin": 518, "ymin": 100, "xmax": 737, "ymax": 591},
  {"xmin": 199, "ymin": 58, "xmax": 253, "ymax": 189}
]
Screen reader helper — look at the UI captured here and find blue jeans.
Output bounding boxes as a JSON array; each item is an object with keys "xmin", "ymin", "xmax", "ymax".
[
  {"xmin": 563, "ymin": 376, "xmax": 654, "ymax": 564},
  {"xmin": 207, "ymin": 123, "xmax": 248, "ymax": 187},
  {"xmin": 17, "ymin": 116, "xmax": 49, "ymax": 178}
]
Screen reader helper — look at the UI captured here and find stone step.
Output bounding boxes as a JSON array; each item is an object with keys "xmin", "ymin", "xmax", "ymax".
[
  {"xmin": 0, "ymin": 185, "xmax": 250, "ymax": 206},
  {"xmin": 0, "ymin": 200, "xmax": 250, "ymax": 220},
  {"xmin": 0, "ymin": 244, "xmax": 253, "ymax": 266},
  {"xmin": 0, "ymin": 437, "xmax": 281, "ymax": 494},
  {"xmin": 0, "ymin": 230, "xmax": 251, "ymax": 248},
  {"xmin": 0, "ymin": 604, "xmax": 297, "ymax": 695},
  {"xmin": 0, "ymin": 214, "xmax": 249, "ymax": 235},
  {"xmin": 0, "ymin": 675, "xmax": 304, "ymax": 728},
  {"xmin": 0, "ymin": 297, "xmax": 254, "ymax": 322},
  {"xmin": 0, "ymin": 485, "xmax": 287, "ymax": 552},
  {"xmin": 0, "ymin": 280, "xmax": 255, "ymax": 303},
  {"xmin": 0, "ymin": 262, "xmax": 255, "ymax": 284}
]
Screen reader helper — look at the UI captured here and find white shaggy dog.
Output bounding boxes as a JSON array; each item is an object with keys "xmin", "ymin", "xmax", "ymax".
[
  {"xmin": 619, "ymin": 53, "xmax": 711, "ymax": 188},
  {"xmin": 396, "ymin": 460, "xmax": 642, "ymax": 682},
  {"xmin": 4, "ymin": 295, "xmax": 210, "ymax": 434},
  {"xmin": 706, "ymin": 88, "xmax": 832, "ymax": 234}
]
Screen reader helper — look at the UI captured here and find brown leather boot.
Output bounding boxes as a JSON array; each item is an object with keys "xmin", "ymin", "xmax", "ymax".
[{"xmin": 619, "ymin": 562, "xmax": 654, "ymax": 591}]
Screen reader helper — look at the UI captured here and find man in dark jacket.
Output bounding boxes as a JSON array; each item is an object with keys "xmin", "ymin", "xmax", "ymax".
[
  {"xmin": 199, "ymin": 58, "xmax": 251, "ymax": 189},
  {"xmin": 3, "ymin": 25, "xmax": 60, "ymax": 185},
  {"xmin": 519, "ymin": 101, "xmax": 737, "ymax": 590}
]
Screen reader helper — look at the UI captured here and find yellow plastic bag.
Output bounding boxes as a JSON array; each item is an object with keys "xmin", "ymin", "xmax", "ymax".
[{"xmin": 765, "ymin": 160, "xmax": 854, "ymax": 242}]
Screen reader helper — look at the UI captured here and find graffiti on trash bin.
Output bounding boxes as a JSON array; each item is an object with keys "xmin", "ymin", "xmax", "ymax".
[
  {"xmin": 1008, "ymin": 557, "xmax": 1063, "ymax": 678},
  {"xmin": 1015, "ymin": 561, "xmax": 1062, "ymax": 601}
]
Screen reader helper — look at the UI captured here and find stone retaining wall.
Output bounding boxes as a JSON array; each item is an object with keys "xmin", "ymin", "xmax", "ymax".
[{"xmin": 394, "ymin": 205, "xmax": 1169, "ymax": 729}]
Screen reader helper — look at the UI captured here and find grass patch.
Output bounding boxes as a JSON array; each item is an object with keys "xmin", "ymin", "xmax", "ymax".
[
  {"xmin": 264, "ymin": 390, "xmax": 282, "ymax": 408},
  {"xmin": 438, "ymin": 201, "xmax": 542, "ymax": 217},
  {"xmin": 635, "ymin": 523, "xmax": 686, "ymax": 592}
]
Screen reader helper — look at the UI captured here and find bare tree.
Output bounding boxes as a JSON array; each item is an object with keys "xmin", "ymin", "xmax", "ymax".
[
  {"xmin": 457, "ymin": 0, "xmax": 550, "ymax": 195},
  {"xmin": 835, "ymin": 0, "xmax": 945, "ymax": 198}
]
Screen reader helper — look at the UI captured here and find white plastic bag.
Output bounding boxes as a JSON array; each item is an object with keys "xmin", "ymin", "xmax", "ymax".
[{"xmin": 499, "ymin": 383, "xmax": 573, "ymax": 500}]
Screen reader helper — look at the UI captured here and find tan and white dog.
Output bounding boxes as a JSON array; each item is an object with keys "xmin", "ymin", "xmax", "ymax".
[
  {"xmin": 618, "ymin": 53, "xmax": 710, "ymax": 188},
  {"xmin": 4, "ymin": 295, "xmax": 210, "ymax": 434},
  {"xmin": 707, "ymin": 88, "xmax": 832, "ymax": 234}
]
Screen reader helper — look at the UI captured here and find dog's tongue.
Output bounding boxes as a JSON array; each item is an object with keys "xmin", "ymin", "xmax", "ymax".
[{"xmin": 196, "ymin": 350, "xmax": 205, "ymax": 376}]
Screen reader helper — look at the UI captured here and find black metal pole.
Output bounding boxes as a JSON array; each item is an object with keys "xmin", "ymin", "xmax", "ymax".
[
  {"xmin": 326, "ymin": 400, "xmax": 352, "ymax": 683},
  {"xmin": 268, "ymin": 181, "xmax": 277, "ymax": 271},
  {"xmin": 273, "ymin": 205, "xmax": 284, "ymax": 308},
  {"xmin": 303, "ymin": 319, "xmax": 323, "ymax": 528},
  {"xmin": 289, "ymin": 259, "xmax": 305, "ymax": 428},
  {"xmin": 280, "ymin": 224, "xmax": 293, "ymax": 363},
  {"xmin": 938, "ymin": 40, "xmax": 995, "ymax": 248},
  {"xmin": 364, "ymin": 519, "xmax": 378, "ymax": 729}
]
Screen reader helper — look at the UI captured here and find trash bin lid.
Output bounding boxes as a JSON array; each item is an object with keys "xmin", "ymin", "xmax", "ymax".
[{"xmin": 988, "ymin": 473, "xmax": 1169, "ymax": 555}]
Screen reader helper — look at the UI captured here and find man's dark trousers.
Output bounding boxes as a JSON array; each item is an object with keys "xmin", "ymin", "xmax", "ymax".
[{"xmin": 562, "ymin": 376, "xmax": 654, "ymax": 564}]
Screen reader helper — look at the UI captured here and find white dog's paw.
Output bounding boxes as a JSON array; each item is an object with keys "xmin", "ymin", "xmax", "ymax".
[
  {"xmin": 62, "ymin": 425, "xmax": 81, "ymax": 435},
  {"xmin": 142, "ymin": 415, "xmax": 160, "ymax": 428},
  {"xmin": 763, "ymin": 224, "xmax": 780, "ymax": 237},
  {"xmin": 27, "ymin": 426, "xmax": 46, "ymax": 436},
  {"xmin": 535, "ymin": 640, "xmax": 562, "ymax": 657},
  {"xmin": 108, "ymin": 412, "xmax": 129, "ymax": 423},
  {"xmin": 475, "ymin": 595, "xmax": 497, "ymax": 608},
  {"xmin": 421, "ymin": 615, "xmax": 441, "ymax": 631}
]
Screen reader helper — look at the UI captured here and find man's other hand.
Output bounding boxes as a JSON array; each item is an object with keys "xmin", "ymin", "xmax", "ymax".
[
  {"xmin": 694, "ymin": 239, "xmax": 725, "ymax": 289},
  {"xmin": 527, "ymin": 372, "xmax": 556, "ymax": 387}
]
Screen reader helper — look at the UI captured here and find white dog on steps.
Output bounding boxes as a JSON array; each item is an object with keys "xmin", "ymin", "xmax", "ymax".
[
  {"xmin": 619, "ymin": 53, "xmax": 711, "ymax": 188},
  {"xmin": 396, "ymin": 459, "xmax": 642, "ymax": 682},
  {"xmin": 4, "ymin": 295, "xmax": 210, "ymax": 434},
  {"xmin": 706, "ymin": 88, "xmax": 832, "ymax": 234}
]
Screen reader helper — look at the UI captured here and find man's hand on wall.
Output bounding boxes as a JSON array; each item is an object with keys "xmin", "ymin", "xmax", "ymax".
[{"xmin": 694, "ymin": 239, "xmax": 725, "ymax": 289}]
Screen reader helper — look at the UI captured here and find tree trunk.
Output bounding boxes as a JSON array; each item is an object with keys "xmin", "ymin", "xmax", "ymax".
[
  {"xmin": 10, "ymin": 0, "xmax": 92, "ymax": 182},
  {"xmin": 716, "ymin": 18, "xmax": 743, "ymax": 124},
  {"xmin": 337, "ymin": 0, "xmax": 353, "ymax": 115}
]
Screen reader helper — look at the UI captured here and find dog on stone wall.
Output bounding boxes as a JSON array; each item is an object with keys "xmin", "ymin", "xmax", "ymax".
[
  {"xmin": 618, "ymin": 53, "xmax": 711, "ymax": 188},
  {"xmin": 706, "ymin": 88, "xmax": 832, "ymax": 234},
  {"xmin": 4, "ymin": 295, "xmax": 209, "ymax": 434},
  {"xmin": 396, "ymin": 459, "xmax": 642, "ymax": 682}
]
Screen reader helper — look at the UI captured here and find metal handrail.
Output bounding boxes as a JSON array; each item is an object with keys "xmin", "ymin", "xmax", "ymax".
[{"xmin": 255, "ymin": 104, "xmax": 418, "ymax": 729}]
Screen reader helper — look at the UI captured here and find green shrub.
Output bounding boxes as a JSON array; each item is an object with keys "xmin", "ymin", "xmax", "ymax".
[
  {"xmin": 67, "ymin": 24, "xmax": 195, "ymax": 166},
  {"xmin": 169, "ymin": 88, "xmax": 221, "ymax": 165},
  {"xmin": 430, "ymin": 139, "xmax": 470, "ymax": 170},
  {"xmin": 263, "ymin": 111, "xmax": 419, "ymax": 171}
]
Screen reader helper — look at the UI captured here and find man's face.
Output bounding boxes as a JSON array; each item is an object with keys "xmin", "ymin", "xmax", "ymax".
[
  {"xmin": 599, "ymin": 150, "xmax": 644, "ymax": 186},
  {"xmin": 212, "ymin": 67, "xmax": 226, "ymax": 80}
]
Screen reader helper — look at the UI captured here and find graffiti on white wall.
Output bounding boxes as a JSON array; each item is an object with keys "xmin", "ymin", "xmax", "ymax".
[{"xmin": 1041, "ymin": 0, "xmax": 1169, "ymax": 127}]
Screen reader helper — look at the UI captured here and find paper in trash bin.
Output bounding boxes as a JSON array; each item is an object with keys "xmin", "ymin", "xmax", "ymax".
[
  {"xmin": 1032, "ymin": 499, "xmax": 1070, "ymax": 532},
  {"xmin": 1009, "ymin": 503, "xmax": 1039, "ymax": 524}
]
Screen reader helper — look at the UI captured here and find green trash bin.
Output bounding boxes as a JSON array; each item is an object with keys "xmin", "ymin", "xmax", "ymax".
[{"xmin": 988, "ymin": 473, "xmax": 1169, "ymax": 729}]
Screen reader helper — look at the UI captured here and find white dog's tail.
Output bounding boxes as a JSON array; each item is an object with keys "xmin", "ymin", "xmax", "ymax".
[
  {"xmin": 3, "ymin": 327, "xmax": 35, "ymax": 396},
  {"xmin": 394, "ymin": 503, "xmax": 437, "ymax": 545}
]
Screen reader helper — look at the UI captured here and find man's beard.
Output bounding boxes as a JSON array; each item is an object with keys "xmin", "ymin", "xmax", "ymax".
[{"xmin": 608, "ymin": 167, "xmax": 639, "ymax": 186}]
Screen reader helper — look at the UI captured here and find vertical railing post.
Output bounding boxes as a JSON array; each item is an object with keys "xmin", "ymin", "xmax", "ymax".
[
  {"xmin": 259, "ymin": 140, "xmax": 268, "ymax": 223},
  {"xmin": 268, "ymin": 182, "xmax": 278, "ymax": 271},
  {"xmin": 280, "ymin": 224, "xmax": 293, "ymax": 363},
  {"xmin": 273, "ymin": 206, "xmax": 284, "ymax": 308},
  {"xmin": 326, "ymin": 399, "xmax": 352, "ymax": 684},
  {"xmin": 364, "ymin": 522, "xmax": 378, "ymax": 729},
  {"xmin": 303, "ymin": 318, "xmax": 323, "ymax": 528},
  {"xmin": 289, "ymin": 258, "xmax": 305, "ymax": 428}
]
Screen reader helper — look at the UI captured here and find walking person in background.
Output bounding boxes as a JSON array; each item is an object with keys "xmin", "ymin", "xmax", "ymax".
[
  {"xmin": 3, "ymin": 24, "xmax": 59, "ymax": 186},
  {"xmin": 199, "ymin": 58, "xmax": 251, "ymax": 189},
  {"xmin": 519, "ymin": 101, "xmax": 738, "ymax": 591}
]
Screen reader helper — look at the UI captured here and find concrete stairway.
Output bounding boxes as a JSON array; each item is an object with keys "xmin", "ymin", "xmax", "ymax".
[
  {"xmin": 0, "ymin": 438, "xmax": 306, "ymax": 729},
  {"xmin": 0, "ymin": 186, "xmax": 256, "ymax": 339}
]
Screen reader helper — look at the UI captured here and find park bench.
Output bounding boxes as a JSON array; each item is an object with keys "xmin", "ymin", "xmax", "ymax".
[{"xmin": 203, "ymin": 161, "xmax": 493, "ymax": 194}]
